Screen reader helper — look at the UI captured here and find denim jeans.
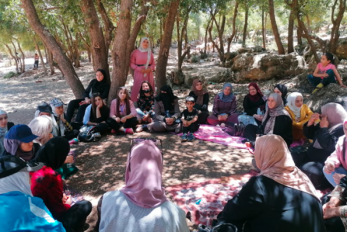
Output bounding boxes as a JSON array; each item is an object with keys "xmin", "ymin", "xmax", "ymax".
[
  {"xmin": 307, "ymin": 69, "xmax": 336, "ymax": 87},
  {"xmin": 323, "ymin": 165, "xmax": 347, "ymax": 187},
  {"xmin": 136, "ymin": 108, "xmax": 155, "ymax": 119}
]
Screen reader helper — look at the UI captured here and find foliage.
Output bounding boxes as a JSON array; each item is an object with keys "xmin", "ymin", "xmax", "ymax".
[{"xmin": 3, "ymin": 71, "xmax": 16, "ymax": 78}]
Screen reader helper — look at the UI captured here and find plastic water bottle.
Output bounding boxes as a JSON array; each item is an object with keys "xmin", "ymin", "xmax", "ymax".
[{"xmin": 166, "ymin": 110, "xmax": 170, "ymax": 118}]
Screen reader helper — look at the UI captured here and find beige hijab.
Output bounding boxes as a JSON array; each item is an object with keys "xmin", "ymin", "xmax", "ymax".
[{"xmin": 255, "ymin": 134, "xmax": 320, "ymax": 200}]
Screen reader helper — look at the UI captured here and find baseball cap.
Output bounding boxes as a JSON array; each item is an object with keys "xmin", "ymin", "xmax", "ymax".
[
  {"xmin": 5, "ymin": 124, "xmax": 38, "ymax": 143},
  {"xmin": 37, "ymin": 102, "xmax": 53, "ymax": 114}
]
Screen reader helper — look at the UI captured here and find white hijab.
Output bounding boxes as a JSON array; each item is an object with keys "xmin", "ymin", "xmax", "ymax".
[
  {"xmin": 286, "ymin": 92, "xmax": 303, "ymax": 119},
  {"xmin": 0, "ymin": 171, "xmax": 32, "ymax": 196},
  {"xmin": 138, "ymin": 37, "xmax": 152, "ymax": 77}
]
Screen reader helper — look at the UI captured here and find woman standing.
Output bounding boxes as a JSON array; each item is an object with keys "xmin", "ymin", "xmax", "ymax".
[
  {"xmin": 107, "ymin": 87, "xmax": 138, "ymax": 135},
  {"xmin": 207, "ymin": 83, "xmax": 239, "ymax": 126},
  {"xmin": 83, "ymin": 93, "xmax": 110, "ymax": 134},
  {"xmin": 189, "ymin": 79, "xmax": 209, "ymax": 124},
  {"xmin": 130, "ymin": 37, "xmax": 156, "ymax": 102},
  {"xmin": 0, "ymin": 110, "xmax": 14, "ymax": 155},
  {"xmin": 66, "ymin": 69, "xmax": 110, "ymax": 123}
]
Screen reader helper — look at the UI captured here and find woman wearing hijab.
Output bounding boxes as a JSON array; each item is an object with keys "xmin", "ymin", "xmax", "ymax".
[
  {"xmin": 0, "ymin": 109, "xmax": 14, "ymax": 155},
  {"xmin": 130, "ymin": 37, "xmax": 156, "ymax": 102},
  {"xmin": 216, "ymin": 135, "xmax": 326, "ymax": 232},
  {"xmin": 147, "ymin": 85, "xmax": 182, "ymax": 133},
  {"xmin": 324, "ymin": 119, "xmax": 347, "ymax": 187},
  {"xmin": 66, "ymin": 69, "xmax": 110, "ymax": 123},
  {"xmin": 189, "ymin": 79, "xmax": 210, "ymax": 124},
  {"xmin": 238, "ymin": 82, "xmax": 266, "ymax": 126},
  {"xmin": 2, "ymin": 124, "xmax": 40, "ymax": 161},
  {"xmin": 98, "ymin": 140, "xmax": 189, "ymax": 232},
  {"xmin": 50, "ymin": 98, "xmax": 79, "ymax": 140},
  {"xmin": 300, "ymin": 103, "xmax": 347, "ymax": 190},
  {"xmin": 243, "ymin": 93, "xmax": 293, "ymax": 147},
  {"xmin": 0, "ymin": 155, "xmax": 65, "ymax": 231},
  {"xmin": 31, "ymin": 137, "xmax": 92, "ymax": 232},
  {"xmin": 207, "ymin": 83, "xmax": 239, "ymax": 126},
  {"xmin": 274, "ymin": 83, "xmax": 288, "ymax": 105},
  {"xmin": 285, "ymin": 92, "xmax": 313, "ymax": 141}
]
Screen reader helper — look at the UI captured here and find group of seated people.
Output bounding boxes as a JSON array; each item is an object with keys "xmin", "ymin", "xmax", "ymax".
[{"xmin": 1, "ymin": 61, "xmax": 347, "ymax": 231}]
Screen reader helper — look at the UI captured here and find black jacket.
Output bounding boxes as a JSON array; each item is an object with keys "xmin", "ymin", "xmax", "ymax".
[
  {"xmin": 303, "ymin": 123, "xmax": 344, "ymax": 164},
  {"xmin": 261, "ymin": 114, "xmax": 293, "ymax": 147},
  {"xmin": 188, "ymin": 91, "xmax": 209, "ymax": 111},
  {"xmin": 243, "ymin": 95, "xmax": 266, "ymax": 116},
  {"xmin": 84, "ymin": 79, "xmax": 110, "ymax": 100},
  {"xmin": 218, "ymin": 176, "xmax": 326, "ymax": 232}
]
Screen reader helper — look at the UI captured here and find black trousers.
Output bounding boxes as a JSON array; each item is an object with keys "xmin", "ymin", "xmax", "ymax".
[
  {"xmin": 63, "ymin": 129, "xmax": 80, "ymax": 141},
  {"xmin": 299, "ymin": 162, "xmax": 332, "ymax": 190},
  {"xmin": 197, "ymin": 111, "xmax": 209, "ymax": 124},
  {"xmin": 243, "ymin": 124, "xmax": 258, "ymax": 142},
  {"xmin": 70, "ymin": 122, "xmax": 109, "ymax": 134},
  {"xmin": 60, "ymin": 200, "xmax": 92, "ymax": 232},
  {"xmin": 66, "ymin": 99, "xmax": 89, "ymax": 123},
  {"xmin": 106, "ymin": 117, "xmax": 138, "ymax": 130},
  {"xmin": 182, "ymin": 122, "xmax": 200, "ymax": 133}
]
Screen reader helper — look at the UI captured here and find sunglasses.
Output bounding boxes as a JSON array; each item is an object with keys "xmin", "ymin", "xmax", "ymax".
[{"xmin": 0, "ymin": 116, "xmax": 8, "ymax": 121}]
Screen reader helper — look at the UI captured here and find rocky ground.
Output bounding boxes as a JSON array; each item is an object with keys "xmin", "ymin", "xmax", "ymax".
[{"xmin": 2, "ymin": 49, "xmax": 347, "ymax": 231}]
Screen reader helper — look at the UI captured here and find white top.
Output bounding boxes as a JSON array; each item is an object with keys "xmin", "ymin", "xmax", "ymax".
[{"xmin": 99, "ymin": 191, "xmax": 190, "ymax": 232}]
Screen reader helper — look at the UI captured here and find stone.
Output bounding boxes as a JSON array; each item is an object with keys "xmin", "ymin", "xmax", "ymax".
[
  {"xmin": 336, "ymin": 39, "xmax": 347, "ymax": 60},
  {"xmin": 184, "ymin": 74, "xmax": 205, "ymax": 88},
  {"xmin": 237, "ymin": 48, "xmax": 251, "ymax": 54},
  {"xmin": 168, "ymin": 70, "xmax": 185, "ymax": 86},
  {"xmin": 224, "ymin": 52, "xmax": 238, "ymax": 61}
]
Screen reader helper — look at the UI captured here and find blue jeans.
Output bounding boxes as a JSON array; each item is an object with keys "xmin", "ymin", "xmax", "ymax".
[
  {"xmin": 307, "ymin": 69, "xmax": 336, "ymax": 87},
  {"xmin": 323, "ymin": 165, "xmax": 347, "ymax": 187},
  {"xmin": 136, "ymin": 108, "xmax": 155, "ymax": 119}
]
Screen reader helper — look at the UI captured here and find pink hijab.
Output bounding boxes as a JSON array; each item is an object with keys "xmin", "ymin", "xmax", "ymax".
[
  {"xmin": 120, "ymin": 140, "xmax": 167, "ymax": 208},
  {"xmin": 255, "ymin": 134, "xmax": 320, "ymax": 200}
]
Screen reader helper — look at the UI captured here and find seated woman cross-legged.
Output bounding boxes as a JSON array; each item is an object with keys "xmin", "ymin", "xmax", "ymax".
[
  {"xmin": 98, "ymin": 140, "xmax": 189, "ymax": 232},
  {"xmin": 189, "ymin": 79, "xmax": 210, "ymax": 124},
  {"xmin": 106, "ymin": 87, "xmax": 138, "ymax": 135},
  {"xmin": 216, "ymin": 135, "xmax": 326, "ymax": 232},
  {"xmin": 207, "ymin": 83, "xmax": 239, "ymax": 126},
  {"xmin": 83, "ymin": 93, "xmax": 110, "ymax": 134},
  {"xmin": 243, "ymin": 93, "xmax": 293, "ymax": 147},
  {"xmin": 135, "ymin": 81, "xmax": 155, "ymax": 132}
]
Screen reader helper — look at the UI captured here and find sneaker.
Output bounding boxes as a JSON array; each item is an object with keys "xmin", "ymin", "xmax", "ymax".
[
  {"xmin": 68, "ymin": 138, "xmax": 78, "ymax": 145},
  {"xmin": 136, "ymin": 125, "xmax": 148, "ymax": 133},
  {"xmin": 187, "ymin": 133, "xmax": 195, "ymax": 141},
  {"xmin": 125, "ymin": 128, "xmax": 134, "ymax": 134},
  {"xmin": 181, "ymin": 133, "xmax": 188, "ymax": 142}
]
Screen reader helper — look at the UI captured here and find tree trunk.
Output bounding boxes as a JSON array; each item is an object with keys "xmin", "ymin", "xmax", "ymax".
[
  {"xmin": 34, "ymin": 39, "xmax": 47, "ymax": 75},
  {"xmin": 287, "ymin": 8, "xmax": 295, "ymax": 53},
  {"xmin": 96, "ymin": 0, "xmax": 115, "ymax": 54},
  {"xmin": 155, "ymin": 0, "xmax": 180, "ymax": 92},
  {"xmin": 208, "ymin": 11, "xmax": 226, "ymax": 63},
  {"xmin": 298, "ymin": 16, "xmax": 320, "ymax": 63},
  {"xmin": 177, "ymin": 7, "xmax": 191, "ymax": 71},
  {"xmin": 21, "ymin": 0, "xmax": 85, "ymax": 98},
  {"xmin": 80, "ymin": 0, "xmax": 110, "ymax": 82},
  {"xmin": 297, "ymin": 25, "xmax": 302, "ymax": 46},
  {"xmin": 16, "ymin": 40, "xmax": 26, "ymax": 72},
  {"xmin": 242, "ymin": 3, "xmax": 248, "ymax": 47},
  {"xmin": 329, "ymin": 0, "xmax": 346, "ymax": 53},
  {"xmin": 204, "ymin": 18, "xmax": 212, "ymax": 54},
  {"xmin": 4, "ymin": 44, "xmax": 19, "ymax": 74},
  {"xmin": 108, "ymin": 0, "xmax": 133, "ymax": 103},
  {"xmin": 262, "ymin": 8, "xmax": 266, "ymax": 49},
  {"xmin": 227, "ymin": 1, "xmax": 239, "ymax": 53},
  {"xmin": 268, "ymin": 0, "xmax": 285, "ymax": 54},
  {"xmin": 47, "ymin": 49, "xmax": 55, "ymax": 75}
]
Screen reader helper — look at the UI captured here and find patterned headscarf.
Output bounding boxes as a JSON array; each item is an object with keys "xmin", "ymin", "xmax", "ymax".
[
  {"xmin": 263, "ymin": 93, "xmax": 290, "ymax": 134},
  {"xmin": 50, "ymin": 98, "xmax": 66, "ymax": 137}
]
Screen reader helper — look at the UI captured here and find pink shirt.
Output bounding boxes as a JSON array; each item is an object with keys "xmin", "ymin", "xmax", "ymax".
[
  {"xmin": 110, "ymin": 99, "xmax": 137, "ymax": 118},
  {"xmin": 325, "ymin": 136, "xmax": 347, "ymax": 170},
  {"xmin": 130, "ymin": 50, "xmax": 156, "ymax": 72},
  {"xmin": 317, "ymin": 63, "xmax": 335, "ymax": 79}
]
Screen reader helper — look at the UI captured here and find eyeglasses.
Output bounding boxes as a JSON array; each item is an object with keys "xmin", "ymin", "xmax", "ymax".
[{"xmin": 0, "ymin": 116, "xmax": 8, "ymax": 121}]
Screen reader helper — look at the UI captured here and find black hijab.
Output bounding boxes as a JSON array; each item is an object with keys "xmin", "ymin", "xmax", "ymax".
[
  {"xmin": 155, "ymin": 85, "xmax": 177, "ymax": 111},
  {"xmin": 36, "ymin": 137, "xmax": 70, "ymax": 170},
  {"xmin": 92, "ymin": 69, "xmax": 110, "ymax": 98},
  {"xmin": 274, "ymin": 84, "xmax": 288, "ymax": 105}
]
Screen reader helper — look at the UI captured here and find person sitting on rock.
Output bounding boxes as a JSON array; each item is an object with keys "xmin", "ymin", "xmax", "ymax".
[
  {"xmin": 323, "ymin": 118, "xmax": 347, "ymax": 187},
  {"xmin": 243, "ymin": 93, "xmax": 293, "ymax": 148},
  {"xmin": 238, "ymin": 82, "xmax": 266, "ymax": 126},
  {"xmin": 307, "ymin": 52, "xmax": 346, "ymax": 94},
  {"xmin": 284, "ymin": 92, "xmax": 313, "ymax": 141},
  {"xmin": 207, "ymin": 83, "xmax": 239, "ymax": 126},
  {"xmin": 97, "ymin": 140, "xmax": 189, "ymax": 232},
  {"xmin": 189, "ymin": 79, "xmax": 210, "ymax": 124},
  {"xmin": 216, "ymin": 135, "xmax": 325, "ymax": 232},
  {"xmin": 299, "ymin": 103, "xmax": 347, "ymax": 190}
]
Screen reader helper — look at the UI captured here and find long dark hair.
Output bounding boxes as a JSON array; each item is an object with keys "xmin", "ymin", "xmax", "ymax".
[
  {"xmin": 116, "ymin": 87, "xmax": 131, "ymax": 117},
  {"xmin": 324, "ymin": 52, "xmax": 335, "ymax": 65},
  {"xmin": 139, "ymin": 81, "xmax": 154, "ymax": 98},
  {"xmin": 91, "ymin": 93, "xmax": 103, "ymax": 120}
]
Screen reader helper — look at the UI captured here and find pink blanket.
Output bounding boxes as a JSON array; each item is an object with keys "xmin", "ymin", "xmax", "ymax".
[{"xmin": 182, "ymin": 125, "xmax": 247, "ymax": 149}]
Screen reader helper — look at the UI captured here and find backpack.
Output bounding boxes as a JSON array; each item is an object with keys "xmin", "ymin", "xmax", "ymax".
[{"xmin": 78, "ymin": 125, "xmax": 101, "ymax": 142}]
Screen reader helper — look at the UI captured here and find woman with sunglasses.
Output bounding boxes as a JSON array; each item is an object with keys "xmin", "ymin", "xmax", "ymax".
[{"xmin": 0, "ymin": 109, "xmax": 14, "ymax": 155}]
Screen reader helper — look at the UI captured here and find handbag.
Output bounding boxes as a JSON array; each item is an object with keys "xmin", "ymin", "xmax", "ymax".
[
  {"xmin": 78, "ymin": 125, "xmax": 101, "ymax": 142},
  {"xmin": 225, "ymin": 122, "xmax": 245, "ymax": 137}
]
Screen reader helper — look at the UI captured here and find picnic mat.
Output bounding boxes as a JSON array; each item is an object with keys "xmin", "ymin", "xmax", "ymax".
[
  {"xmin": 166, "ymin": 172, "xmax": 330, "ymax": 227},
  {"xmin": 179, "ymin": 124, "xmax": 247, "ymax": 149},
  {"xmin": 166, "ymin": 173, "xmax": 253, "ymax": 227}
]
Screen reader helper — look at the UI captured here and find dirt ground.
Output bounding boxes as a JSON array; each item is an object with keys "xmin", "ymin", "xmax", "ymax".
[{"xmin": 0, "ymin": 59, "xmax": 253, "ymax": 231}]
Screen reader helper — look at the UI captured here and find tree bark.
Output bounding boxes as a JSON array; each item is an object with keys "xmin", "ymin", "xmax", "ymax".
[
  {"xmin": 108, "ymin": 0, "xmax": 133, "ymax": 103},
  {"xmin": 227, "ymin": 1, "xmax": 239, "ymax": 53},
  {"xmin": 4, "ymin": 44, "xmax": 19, "ymax": 74},
  {"xmin": 298, "ymin": 16, "xmax": 320, "ymax": 63},
  {"xmin": 155, "ymin": 0, "xmax": 180, "ymax": 92},
  {"xmin": 268, "ymin": 0, "xmax": 285, "ymax": 54},
  {"xmin": 329, "ymin": 0, "xmax": 346, "ymax": 53},
  {"xmin": 242, "ymin": 2, "xmax": 248, "ymax": 47},
  {"xmin": 96, "ymin": 0, "xmax": 115, "ymax": 54},
  {"xmin": 208, "ymin": 11, "xmax": 226, "ymax": 63},
  {"xmin": 34, "ymin": 39, "xmax": 47, "ymax": 75},
  {"xmin": 204, "ymin": 18, "xmax": 212, "ymax": 54},
  {"xmin": 262, "ymin": 8, "xmax": 266, "ymax": 49},
  {"xmin": 21, "ymin": 0, "xmax": 84, "ymax": 98},
  {"xmin": 177, "ymin": 7, "xmax": 191, "ymax": 71},
  {"xmin": 287, "ymin": 8, "xmax": 295, "ymax": 53},
  {"xmin": 80, "ymin": 0, "xmax": 110, "ymax": 82},
  {"xmin": 16, "ymin": 40, "xmax": 26, "ymax": 72}
]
